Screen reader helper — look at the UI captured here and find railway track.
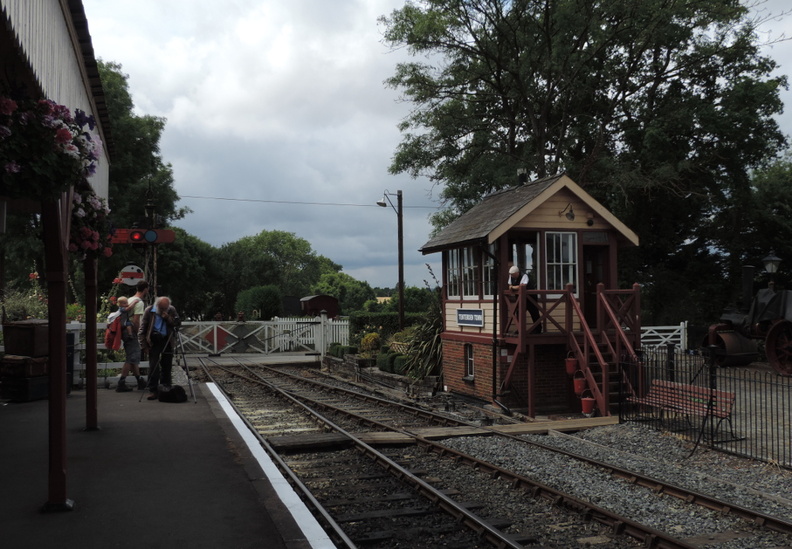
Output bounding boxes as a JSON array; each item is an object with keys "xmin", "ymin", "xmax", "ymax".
[{"xmin": 196, "ymin": 358, "xmax": 792, "ymax": 548}]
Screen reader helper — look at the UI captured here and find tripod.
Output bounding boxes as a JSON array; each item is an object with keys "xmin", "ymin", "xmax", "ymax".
[{"xmin": 175, "ymin": 329, "xmax": 197, "ymax": 403}]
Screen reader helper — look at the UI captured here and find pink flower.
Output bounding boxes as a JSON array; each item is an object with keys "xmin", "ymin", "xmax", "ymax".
[
  {"xmin": 81, "ymin": 240, "xmax": 91, "ymax": 250},
  {"xmin": 113, "ymin": 278, "xmax": 122, "ymax": 285},
  {"xmin": 54, "ymin": 127, "xmax": 73, "ymax": 144},
  {"xmin": 80, "ymin": 226, "xmax": 92, "ymax": 238},
  {"xmin": 0, "ymin": 97, "xmax": 17, "ymax": 115},
  {"xmin": 68, "ymin": 243, "xmax": 78, "ymax": 252},
  {"xmin": 103, "ymin": 247, "xmax": 113, "ymax": 258}
]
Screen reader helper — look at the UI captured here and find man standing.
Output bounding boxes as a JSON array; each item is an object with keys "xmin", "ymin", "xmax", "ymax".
[
  {"xmin": 139, "ymin": 295, "xmax": 180, "ymax": 401},
  {"xmin": 115, "ymin": 281, "xmax": 149, "ymax": 392}
]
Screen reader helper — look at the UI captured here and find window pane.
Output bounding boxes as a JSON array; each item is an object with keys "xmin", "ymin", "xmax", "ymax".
[{"xmin": 546, "ymin": 232, "xmax": 577, "ymax": 291}]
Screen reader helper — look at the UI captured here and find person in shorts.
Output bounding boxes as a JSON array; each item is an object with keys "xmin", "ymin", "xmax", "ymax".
[{"xmin": 115, "ymin": 281, "xmax": 149, "ymax": 392}]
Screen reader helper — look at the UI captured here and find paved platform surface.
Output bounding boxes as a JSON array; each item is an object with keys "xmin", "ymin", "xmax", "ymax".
[{"xmin": 0, "ymin": 372, "xmax": 323, "ymax": 549}]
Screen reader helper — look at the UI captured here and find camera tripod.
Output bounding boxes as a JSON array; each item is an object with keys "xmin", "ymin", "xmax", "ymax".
[{"xmin": 138, "ymin": 329, "xmax": 196, "ymax": 403}]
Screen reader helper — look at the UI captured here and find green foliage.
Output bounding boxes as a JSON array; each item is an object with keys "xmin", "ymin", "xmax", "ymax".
[
  {"xmin": 402, "ymin": 287, "xmax": 443, "ymax": 380},
  {"xmin": 379, "ymin": 286, "xmax": 435, "ymax": 314},
  {"xmin": 156, "ymin": 227, "xmax": 222, "ymax": 319},
  {"xmin": 234, "ymin": 285, "xmax": 282, "ymax": 320},
  {"xmin": 349, "ymin": 311, "xmax": 426, "ymax": 342},
  {"xmin": 1, "ymin": 287, "xmax": 48, "ymax": 321},
  {"xmin": 393, "ymin": 355, "xmax": 410, "ymax": 375},
  {"xmin": 310, "ymin": 272, "xmax": 375, "ymax": 314},
  {"xmin": 359, "ymin": 332, "xmax": 382, "ymax": 358}
]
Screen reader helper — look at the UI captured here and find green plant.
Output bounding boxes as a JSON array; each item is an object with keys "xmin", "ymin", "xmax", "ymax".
[
  {"xmin": 403, "ymin": 270, "xmax": 443, "ymax": 380},
  {"xmin": 393, "ymin": 354, "xmax": 410, "ymax": 375},
  {"xmin": 358, "ymin": 332, "xmax": 381, "ymax": 358}
]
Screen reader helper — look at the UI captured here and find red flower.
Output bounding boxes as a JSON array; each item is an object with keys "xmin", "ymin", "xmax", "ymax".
[
  {"xmin": 103, "ymin": 247, "xmax": 113, "ymax": 258},
  {"xmin": 28, "ymin": 272, "xmax": 38, "ymax": 280},
  {"xmin": 113, "ymin": 278, "xmax": 122, "ymax": 285},
  {"xmin": 109, "ymin": 296, "xmax": 117, "ymax": 304}
]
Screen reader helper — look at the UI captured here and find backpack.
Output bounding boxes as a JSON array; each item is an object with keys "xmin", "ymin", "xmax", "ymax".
[
  {"xmin": 104, "ymin": 310, "xmax": 123, "ymax": 351},
  {"xmin": 158, "ymin": 384, "xmax": 188, "ymax": 403}
]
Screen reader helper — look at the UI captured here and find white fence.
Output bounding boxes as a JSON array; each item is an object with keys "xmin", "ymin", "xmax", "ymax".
[
  {"xmin": 638, "ymin": 321, "xmax": 688, "ymax": 350},
  {"xmin": 20, "ymin": 318, "xmax": 686, "ymax": 378}
]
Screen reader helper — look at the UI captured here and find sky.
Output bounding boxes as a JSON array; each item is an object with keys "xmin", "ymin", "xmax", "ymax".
[{"xmin": 81, "ymin": 1, "xmax": 792, "ymax": 290}]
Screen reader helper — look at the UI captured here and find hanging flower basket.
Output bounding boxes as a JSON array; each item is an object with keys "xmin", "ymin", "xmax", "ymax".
[
  {"xmin": 0, "ymin": 97, "xmax": 101, "ymax": 200},
  {"xmin": 69, "ymin": 186, "xmax": 114, "ymax": 259}
]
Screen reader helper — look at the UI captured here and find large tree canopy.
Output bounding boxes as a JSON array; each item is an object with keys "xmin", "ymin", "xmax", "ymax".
[
  {"xmin": 381, "ymin": 0, "xmax": 788, "ymax": 325},
  {"xmin": 218, "ymin": 230, "xmax": 342, "ymax": 304}
]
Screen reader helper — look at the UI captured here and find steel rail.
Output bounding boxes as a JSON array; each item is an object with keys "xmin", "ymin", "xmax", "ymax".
[
  {"xmin": 224, "ymin": 358, "xmax": 792, "ymax": 539},
  {"xmin": 234, "ymin": 357, "xmax": 485, "ymax": 426},
  {"xmin": 209, "ymin": 360, "xmax": 696, "ymax": 549},
  {"xmin": 195, "ymin": 358, "xmax": 359, "ymax": 549},
  {"xmin": 204, "ymin": 359, "xmax": 525, "ymax": 549}
]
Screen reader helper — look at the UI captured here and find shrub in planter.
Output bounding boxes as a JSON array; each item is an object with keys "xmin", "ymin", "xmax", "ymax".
[
  {"xmin": 359, "ymin": 333, "xmax": 381, "ymax": 356},
  {"xmin": 344, "ymin": 345, "xmax": 358, "ymax": 355},
  {"xmin": 328, "ymin": 342, "xmax": 342, "ymax": 358},
  {"xmin": 376, "ymin": 353, "xmax": 390, "ymax": 372},
  {"xmin": 393, "ymin": 355, "xmax": 410, "ymax": 375}
]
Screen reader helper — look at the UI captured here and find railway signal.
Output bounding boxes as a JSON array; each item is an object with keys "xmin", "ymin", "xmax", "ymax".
[{"xmin": 112, "ymin": 228, "xmax": 176, "ymax": 245}]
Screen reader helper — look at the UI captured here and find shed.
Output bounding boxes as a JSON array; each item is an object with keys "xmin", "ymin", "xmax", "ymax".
[
  {"xmin": 301, "ymin": 295, "xmax": 340, "ymax": 318},
  {"xmin": 420, "ymin": 173, "xmax": 640, "ymax": 418}
]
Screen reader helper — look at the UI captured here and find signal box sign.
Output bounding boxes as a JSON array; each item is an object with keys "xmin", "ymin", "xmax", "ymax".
[{"xmin": 111, "ymin": 228, "xmax": 176, "ymax": 244}]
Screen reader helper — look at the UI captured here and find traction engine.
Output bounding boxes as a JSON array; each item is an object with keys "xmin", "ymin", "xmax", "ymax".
[{"xmin": 707, "ymin": 264, "xmax": 792, "ymax": 376}]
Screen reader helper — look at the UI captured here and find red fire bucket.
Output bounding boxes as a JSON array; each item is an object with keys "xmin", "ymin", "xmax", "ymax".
[
  {"xmin": 581, "ymin": 390, "xmax": 596, "ymax": 417},
  {"xmin": 573, "ymin": 370, "xmax": 586, "ymax": 395},
  {"xmin": 565, "ymin": 356, "xmax": 578, "ymax": 376}
]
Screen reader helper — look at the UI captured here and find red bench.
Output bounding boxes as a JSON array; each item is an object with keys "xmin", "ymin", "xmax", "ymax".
[{"xmin": 628, "ymin": 379, "xmax": 739, "ymax": 441}]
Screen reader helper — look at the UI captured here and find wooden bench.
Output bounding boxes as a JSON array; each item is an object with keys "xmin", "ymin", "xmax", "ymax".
[{"xmin": 627, "ymin": 379, "xmax": 739, "ymax": 442}]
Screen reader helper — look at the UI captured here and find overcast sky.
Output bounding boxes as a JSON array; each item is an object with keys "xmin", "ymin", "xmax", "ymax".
[{"xmin": 81, "ymin": 1, "xmax": 792, "ymax": 290}]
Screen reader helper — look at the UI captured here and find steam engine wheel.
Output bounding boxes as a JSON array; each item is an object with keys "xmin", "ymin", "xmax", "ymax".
[{"xmin": 765, "ymin": 320, "xmax": 792, "ymax": 376}]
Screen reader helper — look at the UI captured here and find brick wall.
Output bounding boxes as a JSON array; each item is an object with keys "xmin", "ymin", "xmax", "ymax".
[
  {"xmin": 444, "ymin": 339, "xmax": 577, "ymax": 415},
  {"xmin": 442, "ymin": 340, "xmax": 494, "ymax": 401}
]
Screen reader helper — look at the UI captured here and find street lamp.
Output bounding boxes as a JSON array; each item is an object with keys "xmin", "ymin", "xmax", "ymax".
[
  {"xmin": 763, "ymin": 250, "xmax": 782, "ymax": 274},
  {"xmin": 377, "ymin": 189, "xmax": 404, "ymax": 330}
]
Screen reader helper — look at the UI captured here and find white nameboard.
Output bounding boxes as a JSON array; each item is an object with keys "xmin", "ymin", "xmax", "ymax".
[{"xmin": 457, "ymin": 308, "xmax": 484, "ymax": 327}]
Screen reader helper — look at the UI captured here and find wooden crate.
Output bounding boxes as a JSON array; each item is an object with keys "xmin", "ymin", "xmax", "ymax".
[
  {"xmin": 0, "ymin": 355, "xmax": 48, "ymax": 377},
  {"xmin": 0, "ymin": 376, "xmax": 49, "ymax": 402},
  {"xmin": 3, "ymin": 320, "xmax": 49, "ymax": 357}
]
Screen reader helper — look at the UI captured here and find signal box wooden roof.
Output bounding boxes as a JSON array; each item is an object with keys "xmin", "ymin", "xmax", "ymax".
[{"xmin": 420, "ymin": 173, "xmax": 639, "ymax": 254}]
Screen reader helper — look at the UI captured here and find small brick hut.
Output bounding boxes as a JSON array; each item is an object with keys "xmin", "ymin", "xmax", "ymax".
[{"xmin": 420, "ymin": 173, "xmax": 640, "ymax": 417}]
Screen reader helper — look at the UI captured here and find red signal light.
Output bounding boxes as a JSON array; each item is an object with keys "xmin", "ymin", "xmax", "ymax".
[{"xmin": 129, "ymin": 230, "xmax": 145, "ymax": 243}]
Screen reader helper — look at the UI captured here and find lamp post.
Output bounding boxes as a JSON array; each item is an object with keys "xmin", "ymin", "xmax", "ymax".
[
  {"xmin": 377, "ymin": 190, "xmax": 404, "ymax": 330},
  {"xmin": 763, "ymin": 250, "xmax": 782, "ymax": 289}
]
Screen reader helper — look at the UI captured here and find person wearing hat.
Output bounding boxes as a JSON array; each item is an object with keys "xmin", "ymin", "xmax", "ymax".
[
  {"xmin": 507, "ymin": 264, "xmax": 541, "ymax": 332},
  {"xmin": 507, "ymin": 265, "xmax": 529, "ymax": 291}
]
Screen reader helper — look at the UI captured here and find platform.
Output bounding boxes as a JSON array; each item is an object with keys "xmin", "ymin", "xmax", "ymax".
[{"xmin": 0, "ymin": 376, "xmax": 332, "ymax": 549}]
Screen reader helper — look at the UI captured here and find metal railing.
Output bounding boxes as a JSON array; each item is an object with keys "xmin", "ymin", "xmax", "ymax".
[{"xmin": 620, "ymin": 345, "xmax": 792, "ymax": 469}]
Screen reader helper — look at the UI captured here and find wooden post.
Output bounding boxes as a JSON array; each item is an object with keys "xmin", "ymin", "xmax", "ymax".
[
  {"xmin": 84, "ymin": 255, "xmax": 99, "ymax": 430},
  {"xmin": 40, "ymin": 197, "xmax": 74, "ymax": 512}
]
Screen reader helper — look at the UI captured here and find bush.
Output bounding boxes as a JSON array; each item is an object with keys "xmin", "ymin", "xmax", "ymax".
[
  {"xmin": 376, "ymin": 352, "xmax": 390, "ymax": 372},
  {"xmin": 359, "ymin": 332, "xmax": 381, "ymax": 356},
  {"xmin": 393, "ymin": 355, "xmax": 409, "ymax": 375}
]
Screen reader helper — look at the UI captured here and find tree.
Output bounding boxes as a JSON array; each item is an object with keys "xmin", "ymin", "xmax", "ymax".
[
  {"xmin": 156, "ymin": 228, "xmax": 222, "ymax": 319},
  {"xmin": 95, "ymin": 61, "xmax": 190, "ymax": 295},
  {"xmin": 380, "ymin": 0, "xmax": 787, "ymax": 325},
  {"xmin": 311, "ymin": 272, "xmax": 375, "ymax": 314},
  {"xmin": 382, "ymin": 286, "xmax": 435, "ymax": 314},
  {"xmin": 219, "ymin": 230, "xmax": 341, "ymax": 301},
  {"xmin": 235, "ymin": 285, "xmax": 282, "ymax": 320}
]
